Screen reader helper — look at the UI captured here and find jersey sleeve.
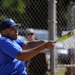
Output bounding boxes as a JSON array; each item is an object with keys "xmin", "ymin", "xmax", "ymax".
[
  {"xmin": 15, "ymin": 39, "xmax": 24, "ymax": 47},
  {"xmin": 0, "ymin": 38, "xmax": 23, "ymax": 58}
]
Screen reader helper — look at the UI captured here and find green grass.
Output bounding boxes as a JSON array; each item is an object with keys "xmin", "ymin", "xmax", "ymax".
[
  {"xmin": 48, "ymin": 68, "xmax": 66, "ymax": 75},
  {"xmin": 56, "ymin": 68, "xmax": 66, "ymax": 75}
]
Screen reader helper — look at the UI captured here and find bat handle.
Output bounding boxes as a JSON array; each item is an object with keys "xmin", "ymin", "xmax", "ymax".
[
  {"xmin": 52, "ymin": 41, "xmax": 56, "ymax": 45},
  {"xmin": 53, "ymin": 41, "xmax": 56, "ymax": 44}
]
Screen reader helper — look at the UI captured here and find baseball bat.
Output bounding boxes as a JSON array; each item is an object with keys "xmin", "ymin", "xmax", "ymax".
[{"xmin": 54, "ymin": 29, "xmax": 75, "ymax": 43}]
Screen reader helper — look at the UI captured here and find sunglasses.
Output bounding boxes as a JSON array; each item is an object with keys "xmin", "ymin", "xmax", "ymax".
[{"xmin": 27, "ymin": 33, "xmax": 34, "ymax": 35}]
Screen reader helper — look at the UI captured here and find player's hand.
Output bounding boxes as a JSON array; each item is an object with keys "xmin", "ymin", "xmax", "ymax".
[{"xmin": 45, "ymin": 41, "xmax": 55, "ymax": 49}]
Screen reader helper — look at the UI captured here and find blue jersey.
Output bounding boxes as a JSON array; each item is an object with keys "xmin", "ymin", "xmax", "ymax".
[{"xmin": 0, "ymin": 37, "xmax": 27, "ymax": 75}]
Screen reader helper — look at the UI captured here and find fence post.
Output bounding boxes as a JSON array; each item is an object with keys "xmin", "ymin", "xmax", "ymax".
[{"xmin": 48, "ymin": 0, "xmax": 57, "ymax": 75}]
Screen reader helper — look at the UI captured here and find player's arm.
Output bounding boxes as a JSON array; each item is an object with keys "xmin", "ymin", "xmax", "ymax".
[
  {"xmin": 22, "ymin": 40, "xmax": 48, "ymax": 50},
  {"xmin": 16, "ymin": 41, "xmax": 54, "ymax": 61}
]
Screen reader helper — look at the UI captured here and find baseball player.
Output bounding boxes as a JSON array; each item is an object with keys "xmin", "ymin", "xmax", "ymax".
[{"xmin": 0, "ymin": 18, "xmax": 54, "ymax": 75}]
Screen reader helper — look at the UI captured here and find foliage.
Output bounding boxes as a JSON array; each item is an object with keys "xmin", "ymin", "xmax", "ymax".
[
  {"xmin": 2, "ymin": 0, "xmax": 26, "ymax": 13},
  {"xmin": 0, "ymin": 0, "xmax": 75, "ymax": 30},
  {"xmin": 0, "ymin": 0, "xmax": 27, "ymax": 20}
]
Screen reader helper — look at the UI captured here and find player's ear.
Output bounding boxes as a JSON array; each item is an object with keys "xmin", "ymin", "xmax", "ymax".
[{"xmin": 1, "ymin": 29, "xmax": 7, "ymax": 36}]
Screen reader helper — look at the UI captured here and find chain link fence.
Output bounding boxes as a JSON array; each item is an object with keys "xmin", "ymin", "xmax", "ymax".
[
  {"xmin": 56, "ymin": 0, "xmax": 75, "ymax": 75},
  {"xmin": 0, "ymin": 0, "xmax": 75, "ymax": 75}
]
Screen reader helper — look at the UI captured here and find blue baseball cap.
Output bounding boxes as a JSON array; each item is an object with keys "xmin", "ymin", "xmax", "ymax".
[{"xmin": 0, "ymin": 18, "xmax": 21, "ymax": 31}]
